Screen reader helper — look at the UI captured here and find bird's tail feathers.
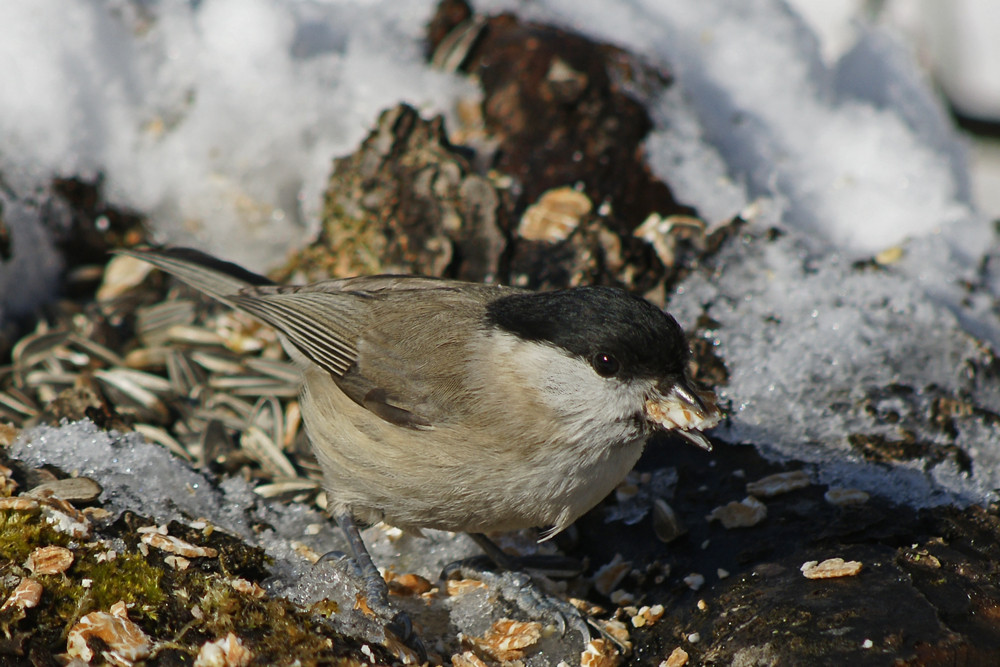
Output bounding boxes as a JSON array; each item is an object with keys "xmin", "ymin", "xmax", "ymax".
[{"xmin": 115, "ymin": 246, "xmax": 275, "ymax": 306}]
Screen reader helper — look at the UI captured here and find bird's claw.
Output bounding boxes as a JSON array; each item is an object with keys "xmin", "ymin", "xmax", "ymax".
[
  {"xmin": 384, "ymin": 610, "xmax": 426, "ymax": 664},
  {"xmin": 358, "ymin": 571, "xmax": 424, "ymax": 658},
  {"xmin": 316, "ymin": 548, "xmax": 426, "ymax": 662},
  {"xmin": 446, "ymin": 565, "xmax": 591, "ymax": 644},
  {"xmin": 385, "ymin": 610, "xmax": 412, "ymax": 643},
  {"xmin": 354, "ymin": 576, "xmax": 427, "ymax": 663}
]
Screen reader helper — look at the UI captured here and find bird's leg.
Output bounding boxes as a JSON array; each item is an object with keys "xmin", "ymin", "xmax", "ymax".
[
  {"xmin": 333, "ymin": 513, "xmax": 422, "ymax": 656},
  {"xmin": 467, "ymin": 532, "xmax": 583, "ymax": 578}
]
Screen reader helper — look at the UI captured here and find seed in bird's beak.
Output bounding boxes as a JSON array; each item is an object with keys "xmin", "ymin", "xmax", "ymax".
[{"xmin": 645, "ymin": 380, "xmax": 721, "ymax": 450}]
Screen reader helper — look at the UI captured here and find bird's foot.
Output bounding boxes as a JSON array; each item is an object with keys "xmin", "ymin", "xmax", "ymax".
[
  {"xmin": 444, "ymin": 562, "xmax": 592, "ymax": 646},
  {"xmin": 317, "ymin": 548, "xmax": 427, "ymax": 662},
  {"xmin": 321, "ymin": 514, "xmax": 429, "ymax": 663}
]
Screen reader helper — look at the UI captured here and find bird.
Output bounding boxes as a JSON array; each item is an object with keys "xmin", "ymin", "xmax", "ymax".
[{"xmin": 120, "ymin": 245, "xmax": 721, "ymax": 649}]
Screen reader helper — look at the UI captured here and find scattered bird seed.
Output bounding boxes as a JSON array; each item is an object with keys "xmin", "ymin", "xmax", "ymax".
[
  {"xmin": 0, "ymin": 497, "xmax": 40, "ymax": 511},
  {"xmin": 518, "ymin": 187, "xmax": 592, "ymax": 242},
  {"xmin": 1, "ymin": 266, "xmax": 314, "ymax": 503},
  {"xmin": 446, "ymin": 579, "xmax": 488, "ymax": 596},
  {"xmin": 470, "ymin": 618, "xmax": 543, "ymax": 662},
  {"xmin": 164, "ymin": 555, "xmax": 191, "ymax": 570},
  {"xmin": 140, "ymin": 532, "xmax": 218, "ymax": 559},
  {"xmin": 194, "ymin": 632, "xmax": 254, "ymax": 667},
  {"xmin": 1, "ymin": 578, "xmax": 43, "ymax": 611},
  {"xmin": 801, "ymin": 557, "xmax": 863, "ymax": 579},
  {"xmin": 452, "ymin": 651, "xmax": 489, "ymax": 667},
  {"xmin": 28, "ymin": 477, "xmax": 102, "ymax": 504},
  {"xmin": 824, "ymin": 487, "xmax": 870, "ymax": 506},
  {"xmin": 580, "ymin": 638, "xmax": 619, "ymax": 667},
  {"xmin": 707, "ymin": 496, "xmax": 768, "ymax": 528},
  {"xmin": 662, "ymin": 646, "xmax": 690, "ymax": 667},
  {"xmin": 25, "ymin": 545, "xmax": 74, "ymax": 575},
  {"xmin": 631, "ymin": 604, "xmax": 665, "ymax": 627},
  {"xmin": 745, "ymin": 470, "xmax": 810, "ymax": 498},
  {"xmin": 230, "ymin": 578, "xmax": 266, "ymax": 599},
  {"xmin": 593, "ymin": 554, "xmax": 631, "ymax": 596},
  {"xmin": 67, "ymin": 602, "xmax": 152, "ymax": 664},
  {"xmin": 652, "ymin": 497, "xmax": 687, "ymax": 543}
]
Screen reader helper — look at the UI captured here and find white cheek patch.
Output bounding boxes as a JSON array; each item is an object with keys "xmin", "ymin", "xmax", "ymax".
[{"xmin": 485, "ymin": 331, "xmax": 649, "ymax": 437}]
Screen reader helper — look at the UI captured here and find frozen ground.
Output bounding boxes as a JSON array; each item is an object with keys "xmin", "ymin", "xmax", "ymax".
[
  {"xmin": 3, "ymin": 0, "xmax": 999, "ymax": 509},
  {"xmin": 8, "ymin": 420, "xmax": 493, "ymax": 650}
]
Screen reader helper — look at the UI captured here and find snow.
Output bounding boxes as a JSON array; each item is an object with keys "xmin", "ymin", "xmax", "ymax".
[
  {"xmin": 3, "ymin": 0, "xmax": 1000, "ymax": 508},
  {"xmin": 0, "ymin": 0, "xmax": 471, "ymax": 268},
  {"xmin": 790, "ymin": 0, "xmax": 1000, "ymax": 119},
  {"xmin": 668, "ymin": 228, "xmax": 995, "ymax": 506}
]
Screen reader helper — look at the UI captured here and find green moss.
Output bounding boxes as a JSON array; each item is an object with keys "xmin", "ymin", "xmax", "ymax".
[
  {"xmin": 0, "ymin": 509, "xmax": 68, "ymax": 563},
  {"xmin": 0, "ymin": 510, "xmax": 166, "ymax": 632},
  {"xmin": 81, "ymin": 551, "xmax": 166, "ymax": 614},
  {"xmin": 170, "ymin": 573, "xmax": 373, "ymax": 666},
  {"xmin": 0, "ymin": 507, "xmax": 384, "ymax": 665}
]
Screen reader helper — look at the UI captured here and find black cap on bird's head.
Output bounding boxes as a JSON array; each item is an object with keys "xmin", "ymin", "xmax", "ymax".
[{"xmin": 484, "ymin": 286, "xmax": 690, "ymax": 384}]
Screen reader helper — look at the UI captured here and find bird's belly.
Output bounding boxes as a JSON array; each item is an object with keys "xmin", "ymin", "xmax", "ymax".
[
  {"xmin": 373, "ymin": 438, "xmax": 645, "ymax": 535},
  {"xmin": 301, "ymin": 369, "xmax": 646, "ymax": 535}
]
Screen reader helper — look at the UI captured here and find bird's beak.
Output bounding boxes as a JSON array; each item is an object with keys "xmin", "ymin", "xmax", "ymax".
[{"xmin": 644, "ymin": 379, "xmax": 722, "ymax": 451}]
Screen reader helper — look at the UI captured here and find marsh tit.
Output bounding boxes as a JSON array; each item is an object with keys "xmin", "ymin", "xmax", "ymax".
[{"xmin": 120, "ymin": 246, "xmax": 721, "ymax": 644}]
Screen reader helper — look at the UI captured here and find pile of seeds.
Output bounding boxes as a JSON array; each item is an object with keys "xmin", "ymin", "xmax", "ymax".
[{"xmin": 0, "ymin": 254, "xmax": 323, "ymax": 504}]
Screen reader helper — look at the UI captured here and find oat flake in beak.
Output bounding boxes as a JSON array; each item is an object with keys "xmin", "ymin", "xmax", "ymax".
[{"xmin": 645, "ymin": 381, "xmax": 722, "ymax": 451}]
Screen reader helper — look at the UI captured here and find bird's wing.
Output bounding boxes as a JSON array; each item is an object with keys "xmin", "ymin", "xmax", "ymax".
[
  {"xmin": 122, "ymin": 247, "xmax": 515, "ymax": 430},
  {"xmin": 235, "ymin": 283, "xmax": 504, "ymax": 429},
  {"xmin": 230, "ymin": 290, "xmax": 364, "ymax": 377}
]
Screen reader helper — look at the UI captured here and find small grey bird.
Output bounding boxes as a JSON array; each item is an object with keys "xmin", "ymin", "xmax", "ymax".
[{"xmin": 121, "ymin": 246, "xmax": 721, "ymax": 647}]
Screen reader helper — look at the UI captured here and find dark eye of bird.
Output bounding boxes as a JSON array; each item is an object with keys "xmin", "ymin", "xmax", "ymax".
[{"xmin": 591, "ymin": 352, "xmax": 621, "ymax": 377}]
